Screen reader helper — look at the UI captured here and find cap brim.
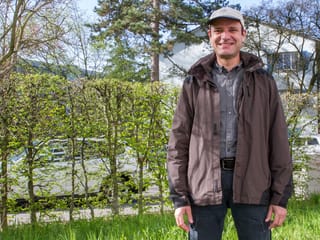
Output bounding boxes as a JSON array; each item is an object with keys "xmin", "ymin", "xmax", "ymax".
[{"xmin": 207, "ymin": 16, "xmax": 241, "ymax": 25}]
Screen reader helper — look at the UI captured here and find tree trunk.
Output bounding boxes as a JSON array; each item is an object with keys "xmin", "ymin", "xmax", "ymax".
[
  {"xmin": 151, "ymin": 53, "xmax": 159, "ymax": 82},
  {"xmin": 158, "ymin": 178, "xmax": 164, "ymax": 215},
  {"xmin": 151, "ymin": 0, "xmax": 160, "ymax": 82},
  {"xmin": 316, "ymin": 41, "xmax": 320, "ymax": 133},
  {"xmin": 69, "ymin": 138, "xmax": 76, "ymax": 222},
  {"xmin": 138, "ymin": 156, "xmax": 144, "ymax": 215},
  {"xmin": 27, "ymin": 134, "xmax": 37, "ymax": 224},
  {"xmin": 0, "ymin": 129, "xmax": 9, "ymax": 229},
  {"xmin": 80, "ymin": 138, "xmax": 95, "ymax": 219},
  {"xmin": 111, "ymin": 155, "xmax": 119, "ymax": 215}
]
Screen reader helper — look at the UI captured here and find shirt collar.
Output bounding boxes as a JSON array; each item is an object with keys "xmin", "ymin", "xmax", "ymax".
[{"xmin": 214, "ymin": 61, "xmax": 243, "ymax": 73}]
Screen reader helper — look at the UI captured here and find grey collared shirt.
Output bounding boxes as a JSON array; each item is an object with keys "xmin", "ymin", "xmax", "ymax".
[{"xmin": 212, "ymin": 62, "xmax": 244, "ymax": 158}]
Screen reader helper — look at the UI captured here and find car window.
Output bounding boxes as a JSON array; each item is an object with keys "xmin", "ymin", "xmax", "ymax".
[{"xmin": 307, "ymin": 138, "xmax": 319, "ymax": 145}]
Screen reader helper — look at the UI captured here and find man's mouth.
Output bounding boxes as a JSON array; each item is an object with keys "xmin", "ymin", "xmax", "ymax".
[{"xmin": 219, "ymin": 42, "xmax": 234, "ymax": 46}]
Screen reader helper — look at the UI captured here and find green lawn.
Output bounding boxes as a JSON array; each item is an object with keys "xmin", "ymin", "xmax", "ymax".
[{"xmin": 1, "ymin": 195, "xmax": 320, "ymax": 240}]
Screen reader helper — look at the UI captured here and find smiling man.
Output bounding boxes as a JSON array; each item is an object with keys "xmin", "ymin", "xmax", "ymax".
[{"xmin": 167, "ymin": 7, "xmax": 293, "ymax": 240}]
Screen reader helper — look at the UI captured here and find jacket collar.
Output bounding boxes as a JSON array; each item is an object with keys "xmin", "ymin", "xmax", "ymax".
[{"xmin": 187, "ymin": 51, "xmax": 264, "ymax": 85}]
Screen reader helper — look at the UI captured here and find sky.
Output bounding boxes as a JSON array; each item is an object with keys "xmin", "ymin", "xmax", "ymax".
[
  {"xmin": 78, "ymin": 0, "xmax": 97, "ymax": 13},
  {"xmin": 77, "ymin": 0, "xmax": 267, "ymax": 18},
  {"xmin": 228, "ymin": 0, "xmax": 260, "ymax": 9}
]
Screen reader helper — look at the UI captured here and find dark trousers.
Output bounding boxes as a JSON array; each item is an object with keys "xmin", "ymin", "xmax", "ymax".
[{"xmin": 189, "ymin": 170, "xmax": 271, "ymax": 240}]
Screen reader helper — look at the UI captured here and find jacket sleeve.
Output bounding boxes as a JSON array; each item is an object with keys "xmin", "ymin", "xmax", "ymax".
[
  {"xmin": 167, "ymin": 76, "xmax": 196, "ymax": 209},
  {"xmin": 268, "ymin": 76, "xmax": 293, "ymax": 208}
]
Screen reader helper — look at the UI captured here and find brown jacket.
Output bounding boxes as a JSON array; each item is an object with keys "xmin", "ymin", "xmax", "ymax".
[{"xmin": 167, "ymin": 52, "xmax": 293, "ymax": 209}]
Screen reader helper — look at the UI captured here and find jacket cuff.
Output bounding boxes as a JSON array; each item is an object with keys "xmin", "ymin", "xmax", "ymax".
[
  {"xmin": 270, "ymin": 194, "xmax": 288, "ymax": 208},
  {"xmin": 271, "ymin": 176, "xmax": 293, "ymax": 208},
  {"xmin": 172, "ymin": 195, "xmax": 190, "ymax": 209}
]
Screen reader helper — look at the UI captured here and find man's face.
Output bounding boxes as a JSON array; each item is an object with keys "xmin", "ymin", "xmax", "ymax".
[{"xmin": 208, "ymin": 18, "xmax": 246, "ymax": 60}]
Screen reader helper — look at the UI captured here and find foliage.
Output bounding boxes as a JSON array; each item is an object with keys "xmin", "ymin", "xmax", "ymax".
[
  {"xmin": 0, "ymin": 74, "xmax": 179, "ymax": 228},
  {"xmin": 9, "ymin": 73, "xmax": 69, "ymax": 223},
  {"xmin": 281, "ymin": 91, "xmax": 319, "ymax": 197},
  {"xmin": 0, "ymin": 0, "xmax": 73, "ymax": 229},
  {"xmin": 102, "ymin": 39, "xmax": 150, "ymax": 82}
]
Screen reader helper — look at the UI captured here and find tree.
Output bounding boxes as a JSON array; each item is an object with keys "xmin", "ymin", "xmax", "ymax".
[
  {"xmin": 124, "ymin": 82, "xmax": 159, "ymax": 214},
  {"xmin": 141, "ymin": 83, "xmax": 179, "ymax": 214},
  {"xmin": 46, "ymin": 2, "xmax": 108, "ymax": 80},
  {"xmin": 87, "ymin": 78, "xmax": 133, "ymax": 215},
  {"xmin": 12, "ymin": 73, "xmax": 68, "ymax": 224},
  {"xmin": 0, "ymin": 73, "xmax": 16, "ymax": 230},
  {"xmin": 0, "ymin": 0, "xmax": 71, "ymax": 229},
  {"xmin": 92, "ymin": 0, "xmax": 237, "ymax": 82},
  {"xmin": 0, "ymin": 0, "xmax": 71, "ymax": 78},
  {"xmin": 62, "ymin": 79, "xmax": 101, "ymax": 220}
]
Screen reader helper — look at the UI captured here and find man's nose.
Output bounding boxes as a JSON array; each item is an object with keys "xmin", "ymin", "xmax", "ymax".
[{"xmin": 221, "ymin": 31, "xmax": 230, "ymax": 39}]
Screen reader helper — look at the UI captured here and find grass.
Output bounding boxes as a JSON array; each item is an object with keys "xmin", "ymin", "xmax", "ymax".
[{"xmin": 1, "ymin": 195, "xmax": 320, "ymax": 240}]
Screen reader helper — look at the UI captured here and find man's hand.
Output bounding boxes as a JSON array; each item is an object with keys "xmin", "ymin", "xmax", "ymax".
[
  {"xmin": 174, "ymin": 206, "xmax": 194, "ymax": 232},
  {"xmin": 265, "ymin": 204, "xmax": 287, "ymax": 229}
]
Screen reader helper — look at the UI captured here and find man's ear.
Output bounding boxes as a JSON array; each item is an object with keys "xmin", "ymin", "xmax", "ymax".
[{"xmin": 241, "ymin": 29, "xmax": 247, "ymax": 42}]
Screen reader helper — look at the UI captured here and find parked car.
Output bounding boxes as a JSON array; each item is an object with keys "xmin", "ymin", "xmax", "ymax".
[
  {"xmin": 8, "ymin": 138, "xmax": 142, "ymax": 205},
  {"xmin": 291, "ymin": 135, "xmax": 320, "ymax": 155}
]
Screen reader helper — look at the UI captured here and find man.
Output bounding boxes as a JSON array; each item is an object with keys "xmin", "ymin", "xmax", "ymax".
[{"xmin": 167, "ymin": 7, "xmax": 293, "ymax": 240}]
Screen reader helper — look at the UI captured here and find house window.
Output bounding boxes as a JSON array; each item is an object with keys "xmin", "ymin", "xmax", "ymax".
[
  {"xmin": 268, "ymin": 52, "xmax": 298, "ymax": 71},
  {"xmin": 278, "ymin": 52, "xmax": 298, "ymax": 70}
]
